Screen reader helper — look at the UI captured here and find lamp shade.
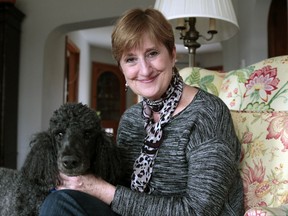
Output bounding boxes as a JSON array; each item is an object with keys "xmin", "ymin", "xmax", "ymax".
[{"xmin": 154, "ymin": 0, "xmax": 239, "ymax": 44}]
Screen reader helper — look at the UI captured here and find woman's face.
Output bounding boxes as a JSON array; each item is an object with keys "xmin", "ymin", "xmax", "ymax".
[{"xmin": 119, "ymin": 34, "xmax": 176, "ymax": 100}]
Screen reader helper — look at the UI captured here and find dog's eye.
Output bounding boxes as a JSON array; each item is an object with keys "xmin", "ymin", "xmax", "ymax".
[
  {"xmin": 84, "ymin": 130, "xmax": 92, "ymax": 139},
  {"xmin": 55, "ymin": 131, "xmax": 64, "ymax": 139}
]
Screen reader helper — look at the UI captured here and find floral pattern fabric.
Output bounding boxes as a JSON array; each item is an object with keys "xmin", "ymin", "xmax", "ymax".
[
  {"xmin": 179, "ymin": 67, "xmax": 225, "ymax": 96},
  {"xmin": 179, "ymin": 55, "xmax": 288, "ymax": 216},
  {"xmin": 231, "ymin": 111, "xmax": 288, "ymax": 214},
  {"xmin": 218, "ymin": 56, "xmax": 288, "ymax": 111},
  {"xmin": 244, "ymin": 204, "xmax": 288, "ymax": 216}
]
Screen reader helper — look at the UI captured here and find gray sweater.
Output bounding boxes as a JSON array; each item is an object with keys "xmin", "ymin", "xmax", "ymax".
[{"xmin": 111, "ymin": 89, "xmax": 244, "ymax": 216}]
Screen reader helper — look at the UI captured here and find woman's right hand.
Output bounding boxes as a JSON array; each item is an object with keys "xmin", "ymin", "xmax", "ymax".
[{"xmin": 57, "ymin": 173, "xmax": 116, "ymax": 205}]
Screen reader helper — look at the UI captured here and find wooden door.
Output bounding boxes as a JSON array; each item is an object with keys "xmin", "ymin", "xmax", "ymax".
[
  {"xmin": 268, "ymin": 0, "xmax": 288, "ymax": 57},
  {"xmin": 64, "ymin": 37, "xmax": 79, "ymax": 103},
  {"xmin": 91, "ymin": 62, "xmax": 126, "ymax": 140}
]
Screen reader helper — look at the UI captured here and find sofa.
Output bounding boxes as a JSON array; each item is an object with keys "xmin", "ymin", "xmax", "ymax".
[{"xmin": 179, "ymin": 55, "xmax": 288, "ymax": 216}]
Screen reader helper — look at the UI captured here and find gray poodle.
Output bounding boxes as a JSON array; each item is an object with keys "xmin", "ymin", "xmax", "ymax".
[{"xmin": 0, "ymin": 103, "xmax": 122, "ymax": 216}]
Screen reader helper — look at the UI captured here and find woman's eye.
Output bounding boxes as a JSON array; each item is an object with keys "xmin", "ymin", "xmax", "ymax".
[
  {"xmin": 125, "ymin": 57, "xmax": 137, "ymax": 63},
  {"xmin": 147, "ymin": 50, "xmax": 159, "ymax": 58}
]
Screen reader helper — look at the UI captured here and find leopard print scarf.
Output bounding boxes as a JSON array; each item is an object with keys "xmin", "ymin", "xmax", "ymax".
[{"xmin": 131, "ymin": 68, "xmax": 183, "ymax": 193}]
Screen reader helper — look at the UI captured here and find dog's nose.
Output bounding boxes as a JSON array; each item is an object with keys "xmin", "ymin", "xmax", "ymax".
[{"xmin": 62, "ymin": 156, "xmax": 80, "ymax": 169}]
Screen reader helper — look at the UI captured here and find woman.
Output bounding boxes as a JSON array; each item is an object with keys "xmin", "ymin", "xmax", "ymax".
[{"xmin": 40, "ymin": 8, "xmax": 244, "ymax": 216}]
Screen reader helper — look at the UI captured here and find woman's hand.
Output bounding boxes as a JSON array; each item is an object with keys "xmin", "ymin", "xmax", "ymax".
[
  {"xmin": 57, "ymin": 173, "xmax": 94, "ymax": 191},
  {"xmin": 57, "ymin": 173, "xmax": 116, "ymax": 205}
]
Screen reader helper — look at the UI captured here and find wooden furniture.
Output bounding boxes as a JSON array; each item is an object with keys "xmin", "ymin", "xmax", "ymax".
[
  {"xmin": 0, "ymin": 3, "xmax": 24, "ymax": 168},
  {"xmin": 91, "ymin": 62, "xmax": 126, "ymax": 140}
]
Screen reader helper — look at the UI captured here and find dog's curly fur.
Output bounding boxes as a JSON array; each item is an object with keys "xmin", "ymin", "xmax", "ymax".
[{"xmin": 0, "ymin": 103, "xmax": 122, "ymax": 216}]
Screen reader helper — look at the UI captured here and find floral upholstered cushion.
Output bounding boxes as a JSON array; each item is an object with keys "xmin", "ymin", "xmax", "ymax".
[
  {"xmin": 219, "ymin": 56, "xmax": 288, "ymax": 111},
  {"xmin": 230, "ymin": 110, "xmax": 288, "ymax": 212},
  {"xmin": 179, "ymin": 67, "xmax": 225, "ymax": 96},
  {"xmin": 244, "ymin": 204, "xmax": 288, "ymax": 216}
]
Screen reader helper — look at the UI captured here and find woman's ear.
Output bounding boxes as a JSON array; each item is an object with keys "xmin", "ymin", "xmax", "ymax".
[
  {"xmin": 118, "ymin": 62, "xmax": 123, "ymax": 72},
  {"xmin": 172, "ymin": 46, "xmax": 177, "ymax": 65}
]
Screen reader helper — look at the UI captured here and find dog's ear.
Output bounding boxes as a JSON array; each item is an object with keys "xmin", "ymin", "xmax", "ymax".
[
  {"xmin": 93, "ymin": 131, "xmax": 122, "ymax": 185},
  {"xmin": 21, "ymin": 131, "xmax": 59, "ymax": 188}
]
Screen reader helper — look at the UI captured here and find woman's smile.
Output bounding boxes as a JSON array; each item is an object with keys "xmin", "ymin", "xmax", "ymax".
[{"xmin": 137, "ymin": 73, "xmax": 160, "ymax": 83}]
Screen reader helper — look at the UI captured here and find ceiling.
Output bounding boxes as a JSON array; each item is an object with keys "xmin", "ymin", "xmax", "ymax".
[{"xmin": 78, "ymin": 26, "xmax": 222, "ymax": 55}]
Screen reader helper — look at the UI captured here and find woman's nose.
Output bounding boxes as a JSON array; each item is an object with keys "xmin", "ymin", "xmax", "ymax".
[{"xmin": 139, "ymin": 58, "xmax": 152, "ymax": 76}]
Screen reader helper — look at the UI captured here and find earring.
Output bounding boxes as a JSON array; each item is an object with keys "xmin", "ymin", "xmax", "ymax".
[
  {"xmin": 125, "ymin": 83, "xmax": 129, "ymax": 92},
  {"xmin": 172, "ymin": 66, "xmax": 176, "ymax": 76}
]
